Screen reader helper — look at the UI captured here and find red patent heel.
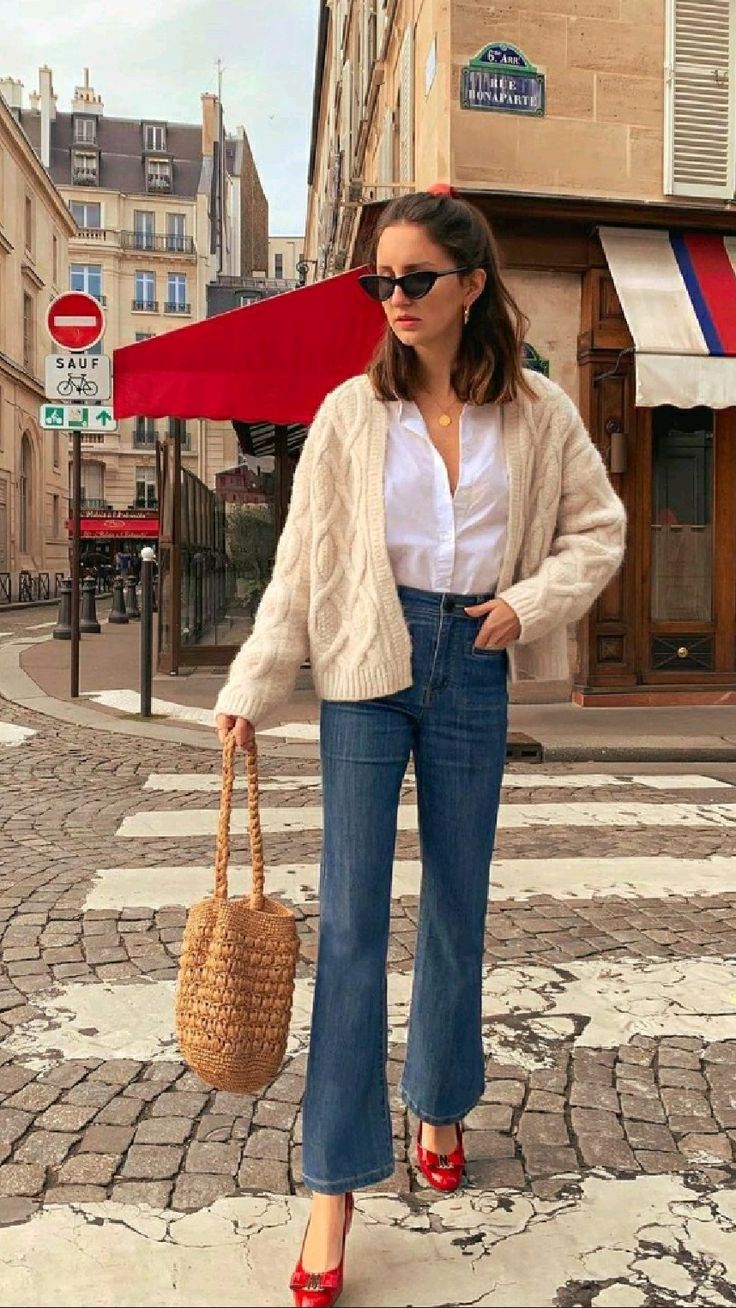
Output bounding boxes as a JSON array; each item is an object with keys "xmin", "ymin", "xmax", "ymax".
[
  {"xmin": 290, "ymin": 1191, "xmax": 355, "ymax": 1308},
  {"xmin": 416, "ymin": 1121, "xmax": 465, "ymax": 1192}
]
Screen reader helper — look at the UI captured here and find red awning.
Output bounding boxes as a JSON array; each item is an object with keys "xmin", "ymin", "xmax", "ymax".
[{"xmin": 113, "ymin": 267, "xmax": 385, "ymax": 425}]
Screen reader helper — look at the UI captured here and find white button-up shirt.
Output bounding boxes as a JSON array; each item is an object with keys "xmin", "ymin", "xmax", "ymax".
[{"xmin": 383, "ymin": 399, "xmax": 508, "ymax": 595}]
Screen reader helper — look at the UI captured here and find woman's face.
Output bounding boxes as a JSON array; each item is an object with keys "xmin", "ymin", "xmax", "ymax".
[{"xmin": 375, "ymin": 221, "xmax": 483, "ymax": 351}]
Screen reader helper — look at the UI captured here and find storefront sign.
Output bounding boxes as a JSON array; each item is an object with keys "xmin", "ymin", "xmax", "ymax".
[
  {"xmin": 523, "ymin": 343, "xmax": 550, "ymax": 377},
  {"xmin": 65, "ymin": 513, "xmax": 159, "ymax": 539},
  {"xmin": 461, "ymin": 43, "xmax": 545, "ymax": 117}
]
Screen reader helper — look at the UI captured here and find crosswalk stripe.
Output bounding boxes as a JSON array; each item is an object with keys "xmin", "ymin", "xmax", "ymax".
[
  {"xmin": 143, "ymin": 770, "xmax": 733, "ymax": 793},
  {"xmin": 7, "ymin": 957, "xmax": 736, "ymax": 1070},
  {"xmin": 116, "ymin": 800, "xmax": 736, "ymax": 839},
  {"xmin": 0, "ymin": 722, "xmax": 36, "ymax": 746},
  {"xmin": 84, "ymin": 853, "xmax": 736, "ymax": 911}
]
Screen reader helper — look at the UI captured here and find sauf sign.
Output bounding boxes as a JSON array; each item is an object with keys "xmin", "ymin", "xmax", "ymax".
[
  {"xmin": 461, "ymin": 42, "xmax": 545, "ymax": 117},
  {"xmin": 44, "ymin": 353, "xmax": 112, "ymax": 402}
]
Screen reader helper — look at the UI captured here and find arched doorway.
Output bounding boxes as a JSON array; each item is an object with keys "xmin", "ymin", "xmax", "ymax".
[{"xmin": 19, "ymin": 433, "xmax": 33, "ymax": 557}]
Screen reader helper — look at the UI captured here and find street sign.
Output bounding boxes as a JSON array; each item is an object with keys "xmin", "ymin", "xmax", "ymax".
[
  {"xmin": 45, "ymin": 353, "xmax": 111, "ymax": 401},
  {"xmin": 39, "ymin": 403, "xmax": 117, "ymax": 432},
  {"xmin": 46, "ymin": 292, "xmax": 105, "ymax": 351}
]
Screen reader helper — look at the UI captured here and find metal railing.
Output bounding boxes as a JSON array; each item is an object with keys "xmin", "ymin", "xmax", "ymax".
[
  {"xmin": 132, "ymin": 299, "xmax": 158, "ymax": 312},
  {"xmin": 121, "ymin": 232, "xmax": 195, "ymax": 255},
  {"xmin": 164, "ymin": 301, "xmax": 191, "ymax": 314}
]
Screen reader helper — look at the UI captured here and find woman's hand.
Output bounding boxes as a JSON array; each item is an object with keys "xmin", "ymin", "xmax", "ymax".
[
  {"xmin": 463, "ymin": 598, "xmax": 521, "ymax": 650},
  {"xmin": 216, "ymin": 714, "xmax": 255, "ymax": 748}
]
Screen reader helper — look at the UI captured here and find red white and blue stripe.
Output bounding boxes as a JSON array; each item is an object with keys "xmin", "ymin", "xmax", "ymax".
[{"xmin": 599, "ymin": 227, "xmax": 736, "ymax": 408}]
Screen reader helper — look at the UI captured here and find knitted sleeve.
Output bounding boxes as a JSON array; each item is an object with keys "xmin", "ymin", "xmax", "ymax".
[
  {"xmin": 497, "ymin": 402, "xmax": 626, "ymax": 646},
  {"xmin": 212, "ymin": 407, "xmax": 323, "ymax": 728}
]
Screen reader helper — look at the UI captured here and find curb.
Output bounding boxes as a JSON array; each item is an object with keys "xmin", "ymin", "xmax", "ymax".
[{"xmin": 2, "ymin": 637, "xmax": 736, "ymax": 764}]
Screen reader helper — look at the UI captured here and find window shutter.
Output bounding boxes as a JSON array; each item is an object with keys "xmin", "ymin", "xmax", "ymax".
[
  {"xmin": 341, "ymin": 59, "xmax": 354, "ymax": 178},
  {"xmin": 399, "ymin": 24, "xmax": 414, "ymax": 184},
  {"xmin": 378, "ymin": 106, "xmax": 393, "ymax": 199},
  {"xmin": 665, "ymin": 0, "xmax": 735, "ymax": 197}
]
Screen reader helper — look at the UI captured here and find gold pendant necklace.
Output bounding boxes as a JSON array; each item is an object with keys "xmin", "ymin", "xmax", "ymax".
[{"xmin": 438, "ymin": 413, "xmax": 452, "ymax": 428}]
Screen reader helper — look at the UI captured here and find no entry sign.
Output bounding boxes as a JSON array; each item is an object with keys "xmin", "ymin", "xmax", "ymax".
[{"xmin": 46, "ymin": 292, "xmax": 105, "ymax": 351}]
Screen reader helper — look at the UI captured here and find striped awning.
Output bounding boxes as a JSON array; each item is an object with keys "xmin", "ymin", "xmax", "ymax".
[{"xmin": 599, "ymin": 226, "xmax": 736, "ymax": 409}]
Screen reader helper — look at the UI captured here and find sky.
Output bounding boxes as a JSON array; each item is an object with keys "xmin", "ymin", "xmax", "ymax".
[{"xmin": 0, "ymin": 0, "xmax": 319, "ymax": 235}]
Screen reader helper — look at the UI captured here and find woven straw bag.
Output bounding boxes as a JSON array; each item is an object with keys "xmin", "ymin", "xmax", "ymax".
[{"xmin": 175, "ymin": 731, "xmax": 299, "ymax": 1092}]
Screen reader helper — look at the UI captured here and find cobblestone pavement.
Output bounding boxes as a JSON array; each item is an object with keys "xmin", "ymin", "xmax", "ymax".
[{"xmin": 0, "ymin": 689, "xmax": 735, "ymax": 1305}]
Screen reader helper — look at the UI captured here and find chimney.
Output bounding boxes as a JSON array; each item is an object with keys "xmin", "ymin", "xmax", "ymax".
[
  {"xmin": 38, "ymin": 65, "xmax": 56, "ymax": 168},
  {"xmin": 0, "ymin": 77, "xmax": 24, "ymax": 110},
  {"xmin": 72, "ymin": 67, "xmax": 103, "ymax": 116},
  {"xmin": 201, "ymin": 92, "xmax": 219, "ymax": 156}
]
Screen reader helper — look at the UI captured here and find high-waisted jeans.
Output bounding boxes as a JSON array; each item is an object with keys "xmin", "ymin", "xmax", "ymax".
[{"xmin": 301, "ymin": 585, "xmax": 509, "ymax": 1194}]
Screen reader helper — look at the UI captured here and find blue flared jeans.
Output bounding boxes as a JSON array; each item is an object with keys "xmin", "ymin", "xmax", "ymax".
[{"xmin": 301, "ymin": 585, "xmax": 509, "ymax": 1194}]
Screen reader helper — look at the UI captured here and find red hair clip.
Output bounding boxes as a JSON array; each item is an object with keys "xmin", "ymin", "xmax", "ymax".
[{"xmin": 426, "ymin": 182, "xmax": 458, "ymax": 198}]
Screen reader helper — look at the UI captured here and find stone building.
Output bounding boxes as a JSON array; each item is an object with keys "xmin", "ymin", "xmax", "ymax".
[
  {"xmin": 0, "ymin": 67, "xmax": 268, "ymax": 563},
  {"xmin": 0, "ymin": 88, "xmax": 76, "ymax": 597},
  {"xmin": 305, "ymin": 0, "xmax": 736, "ymax": 707}
]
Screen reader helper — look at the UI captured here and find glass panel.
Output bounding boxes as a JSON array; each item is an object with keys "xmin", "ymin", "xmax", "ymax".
[
  {"xmin": 651, "ymin": 406, "xmax": 713, "ymax": 623},
  {"xmin": 178, "ymin": 459, "xmax": 275, "ymax": 651}
]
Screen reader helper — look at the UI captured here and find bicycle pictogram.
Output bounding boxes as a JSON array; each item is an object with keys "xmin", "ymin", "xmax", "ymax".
[{"xmin": 56, "ymin": 374, "xmax": 100, "ymax": 399}]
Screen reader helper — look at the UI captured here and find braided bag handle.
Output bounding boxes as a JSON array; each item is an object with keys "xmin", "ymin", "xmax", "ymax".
[{"xmin": 213, "ymin": 731, "xmax": 265, "ymax": 911}]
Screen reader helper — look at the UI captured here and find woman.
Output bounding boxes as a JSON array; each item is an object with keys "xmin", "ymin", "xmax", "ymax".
[{"xmin": 215, "ymin": 186, "xmax": 626, "ymax": 1307}]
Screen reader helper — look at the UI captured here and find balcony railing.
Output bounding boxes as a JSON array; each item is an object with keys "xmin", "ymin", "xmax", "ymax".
[
  {"xmin": 72, "ymin": 168, "xmax": 99, "ymax": 185},
  {"xmin": 132, "ymin": 299, "xmax": 158, "ymax": 312},
  {"xmin": 121, "ymin": 232, "xmax": 195, "ymax": 255},
  {"xmin": 74, "ymin": 227, "xmax": 113, "ymax": 242},
  {"xmin": 135, "ymin": 498, "xmax": 159, "ymax": 510},
  {"xmin": 81, "ymin": 498, "xmax": 108, "ymax": 510},
  {"xmin": 164, "ymin": 301, "xmax": 190, "ymax": 314},
  {"xmin": 147, "ymin": 175, "xmax": 172, "ymax": 192}
]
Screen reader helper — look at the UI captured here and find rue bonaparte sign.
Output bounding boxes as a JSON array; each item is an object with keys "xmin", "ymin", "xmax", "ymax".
[{"xmin": 461, "ymin": 43, "xmax": 545, "ymax": 117}]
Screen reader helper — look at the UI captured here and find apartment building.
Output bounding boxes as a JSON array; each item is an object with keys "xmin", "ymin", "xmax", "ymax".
[
  {"xmin": 268, "ymin": 235, "xmax": 304, "ymax": 281},
  {"xmin": 305, "ymin": 0, "xmax": 736, "ymax": 707},
  {"xmin": 0, "ymin": 89, "xmax": 76, "ymax": 595},
  {"xmin": 1, "ymin": 67, "xmax": 268, "ymax": 547}
]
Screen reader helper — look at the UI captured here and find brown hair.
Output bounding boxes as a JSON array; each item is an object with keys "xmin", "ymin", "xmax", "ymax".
[{"xmin": 366, "ymin": 190, "xmax": 534, "ymax": 405}]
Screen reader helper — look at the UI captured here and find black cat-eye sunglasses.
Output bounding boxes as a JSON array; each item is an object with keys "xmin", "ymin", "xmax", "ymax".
[{"xmin": 358, "ymin": 267, "xmax": 471, "ymax": 303}]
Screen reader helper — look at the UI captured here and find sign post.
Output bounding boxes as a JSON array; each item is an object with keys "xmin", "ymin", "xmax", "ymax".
[
  {"xmin": 46, "ymin": 291, "xmax": 107, "ymax": 699},
  {"xmin": 70, "ymin": 430, "xmax": 82, "ymax": 698}
]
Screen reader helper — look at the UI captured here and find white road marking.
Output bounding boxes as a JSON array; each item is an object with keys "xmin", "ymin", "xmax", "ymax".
[
  {"xmin": 116, "ymin": 800, "xmax": 736, "ymax": 839},
  {"xmin": 1, "ymin": 1177, "xmax": 733, "ymax": 1308},
  {"xmin": 85, "ymin": 690, "xmax": 320, "ymax": 740},
  {"xmin": 142, "ymin": 770, "xmax": 732, "ymax": 794},
  {"xmin": 0, "ymin": 722, "xmax": 36, "ymax": 747},
  {"xmin": 25, "ymin": 620, "xmax": 58, "ymax": 630},
  {"xmin": 6, "ymin": 957, "xmax": 736, "ymax": 1068},
  {"xmin": 84, "ymin": 853, "xmax": 736, "ymax": 911}
]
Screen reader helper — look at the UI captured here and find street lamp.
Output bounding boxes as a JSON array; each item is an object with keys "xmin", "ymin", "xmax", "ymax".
[{"xmin": 296, "ymin": 258, "xmax": 318, "ymax": 286}]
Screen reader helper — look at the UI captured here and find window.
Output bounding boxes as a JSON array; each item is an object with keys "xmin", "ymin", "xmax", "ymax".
[
  {"xmin": 133, "ymin": 211, "xmax": 154, "ymax": 249},
  {"xmin": 147, "ymin": 159, "xmax": 172, "ymax": 192},
  {"xmin": 274, "ymin": 252, "xmax": 284, "ymax": 278},
  {"xmin": 52, "ymin": 233, "xmax": 58, "ymax": 285},
  {"xmin": 665, "ymin": 0, "xmax": 735, "ymax": 198},
  {"xmin": 24, "ymin": 195, "xmax": 33, "ymax": 252},
  {"xmin": 135, "ymin": 465, "xmax": 157, "ymax": 507},
  {"xmin": 134, "ymin": 418, "xmax": 156, "ymax": 447},
  {"xmin": 86, "ymin": 340, "xmax": 103, "ymax": 356},
  {"xmin": 134, "ymin": 270, "xmax": 156, "ymax": 310},
  {"xmin": 70, "ymin": 201, "xmax": 101, "ymax": 229},
  {"xmin": 53, "ymin": 430, "xmax": 60, "ymax": 469},
  {"xmin": 398, "ymin": 24, "xmax": 414, "ymax": 184},
  {"xmin": 135, "ymin": 332, "xmax": 154, "ymax": 342},
  {"xmin": 19, "ymin": 434, "xmax": 32, "ymax": 554},
  {"xmin": 70, "ymin": 263, "xmax": 102, "ymax": 299},
  {"xmin": 166, "ymin": 213, "xmax": 186, "ymax": 251},
  {"xmin": 23, "ymin": 293, "xmax": 34, "ymax": 372},
  {"xmin": 72, "ymin": 152, "xmax": 98, "ymax": 184},
  {"xmin": 166, "ymin": 273, "xmax": 188, "ymax": 312},
  {"xmin": 168, "ymin": 417, "xmax": 190, "ymax": 449},
  {"xmin": 74, "ymin": 116, "xmax": 96, "ymax": 144},
  {"xmin": 143, "ymin": 123, "xmax": 167, "ymax": 152},
  {"xmin": 52, "ymin": 494, "xmax": 60, "ymax": 539}
]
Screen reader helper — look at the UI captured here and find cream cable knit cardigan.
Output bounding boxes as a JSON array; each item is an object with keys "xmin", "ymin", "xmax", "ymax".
[{"xmin": 214, "ymin": 371, "xmax": 626, "ymax": 727}]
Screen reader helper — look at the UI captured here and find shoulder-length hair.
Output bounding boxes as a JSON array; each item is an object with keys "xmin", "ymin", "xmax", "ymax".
[{"xmin": 366, "ymin": 190, "xmax": 534, "ymax": 405}]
